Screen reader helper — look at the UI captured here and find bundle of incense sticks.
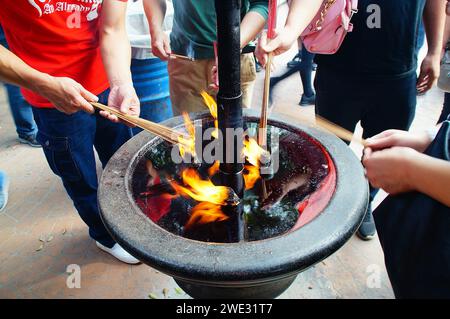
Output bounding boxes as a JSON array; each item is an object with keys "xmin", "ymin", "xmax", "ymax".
[
  {"xmin": 258, "ymin": 0, "xmax": 277, "ymax": 148},
  {"xmin": 314, "ymin": 115, "xmax": 367, "ymax": 146},
  {"xmin": 294, "ymin": 112, "xmax": 367, "ymax": 146},
  {"xmin": 91, "ymin": 102, "xmax": 192, "ymax": 146},
  {"xmin": 169, "ymin": 53, "xmax": 195, "ymax": 61}
]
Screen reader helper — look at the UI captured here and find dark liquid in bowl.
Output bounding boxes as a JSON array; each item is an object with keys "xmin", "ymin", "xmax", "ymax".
[{"xmin": 132, "ymin": 121, "xmax": 333, "ymax": 243}]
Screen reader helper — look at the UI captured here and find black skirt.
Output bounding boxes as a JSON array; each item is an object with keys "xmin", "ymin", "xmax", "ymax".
[{"xmin": 374, "ymin": 120, "xmax": 450, "ymax": 299}]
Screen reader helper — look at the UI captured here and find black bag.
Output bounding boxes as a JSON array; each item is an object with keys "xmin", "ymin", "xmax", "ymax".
[{"xmin": 374, "ymin": 120, "xmax": 450, "ymax": 299}]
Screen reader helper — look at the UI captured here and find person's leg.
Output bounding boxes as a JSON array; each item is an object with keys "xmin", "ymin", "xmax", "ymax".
[
  {"xmin": 240, "ymin": 53, "xmax": 257, "ymax": 109},
  {"xmin": 315, "ymin": 69, "xmax": 364, "ymax": 135},
  {"xmin": 32, "ymin": 107, "xmax": 116, "ymax": 248},
  {"xmin": 0, "ymin": 170, "xmax": 9, "ymax": 212},
  {"xmin": 168, "ymin": 58, "xmax": 216, "ymax": 115},
  {"xmin": 361, "ymin": 74, "xmax": 417, "ymax": 141},
  {"xmin": 4, "ymin": 84, "xmax": 39, "ymax": 146},
  {"xmin": 438, "ymin": 92, "xmax": 450, "ymax": 124},
  {"xmin": 93, "ymin": 90, "xmax": 133, "ymax": 168},
  {"xmin": 299, "ymin": 48, "xmax": 316, "ymax": 106},
  {"xmin": 358, "ymin": 74, "xmax": 417, "ymax": 240}
]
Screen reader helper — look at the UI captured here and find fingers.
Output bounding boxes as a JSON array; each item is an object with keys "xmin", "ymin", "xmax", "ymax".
[
  {"xmin": 153, "ymin": 41, "xmax": 169, "ymax": 60},
  {"xmin": 163, "ymin": 38, "xmax": 172, "ymax": 57},
  {"xmin": 79, "ymin": 86, "xmax": 99, "ymax": 103},
  {"xmin": 74, "ymin": 94, "xmax": 95, "ymax": 114},
  {"xmin": 99, "ymin": 110, "xmax": 120, "ymax": 123},
  {"xmin": 365, "ymin": 136, "xmax": 399, "ymax": 150}
]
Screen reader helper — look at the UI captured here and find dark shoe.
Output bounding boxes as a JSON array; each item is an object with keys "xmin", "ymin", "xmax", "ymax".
[
  {"xmin": 357, "ymin": 206, "xmax": 376, "ymax": 241},
  {"xmin": 19, "ymin": 134, "xmax": 41, "ymax": 148},
  {"xmin": 299, "ymin": 93, "xmax": 316, "ymax": 106},
  {"xmin": 255, "ymin": 61, "xmax": 262, "ymax": 73},
  {"xmin": 287, "ymin": 52, "xmax": 302, "ymax": 68}
]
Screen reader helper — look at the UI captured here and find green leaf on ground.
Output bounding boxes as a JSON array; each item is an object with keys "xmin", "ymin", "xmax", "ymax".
[
  {"xmin": 175, "ymin": 287, "xmax": 183, "ymax": 295},
  {"xmin": 148, "ymin": 293, "xmax": 158, "ymax": 299}
]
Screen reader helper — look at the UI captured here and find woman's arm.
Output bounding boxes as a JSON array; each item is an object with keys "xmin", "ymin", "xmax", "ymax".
[
  {"xmin": 255, "ymin": 0, "xmax": 322, "ymax": 66},
  {"xmin": 240, "ymin": 0, "xmax": 268, "ymax": 49},
  {"xmin": 99, "ymin": 0, "xmax": 140, "ymax": 121},
  {"xmin": 363, "ymin": 147, "xmax": 450, "ymax": 207},
  {"xmin": 410, "ymin": 152, "xmax": 450, "ymax": 207}
]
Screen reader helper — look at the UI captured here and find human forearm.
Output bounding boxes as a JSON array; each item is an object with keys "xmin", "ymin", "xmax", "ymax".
[
  {"xmin": 0, "ymin": 45, "xmax": 53, "ymax": 92},
  {"xmin": 100, "ymin": 1, "xmax": 132, "ymax": 87},
  {"xmin": 144, "ymin": 0, "xmax": 166, "ymax": 37},
  {"xmin": 424, "ymin": 0, "xmax": 446, "ymax": 56},
  {"xmin": 240, "ymin": 11, "xmax": 266, "ymax": 49},
  {"xmin": 99, "ymin": 0, "xmax": 139, "ymax": 120},
  {"xmin": 408, "ymin": 152, "xmax": 450, "ymax": 207},
  {"xmin": 284, "ymin": 0, "xmax": 323, "ymax": 38}
]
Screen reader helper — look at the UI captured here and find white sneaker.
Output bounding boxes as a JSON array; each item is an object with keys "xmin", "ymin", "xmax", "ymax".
[{"xmin": 96, "ymin": 242, "xmax": 141, "ymax": 265}]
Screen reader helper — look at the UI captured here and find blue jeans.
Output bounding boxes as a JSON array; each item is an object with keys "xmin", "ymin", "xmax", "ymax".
[
  {"xmin": 4, "ymin": 83, "xmax": 37, "ymax": 138},
  {"xmin": 32, "ymin": 90, "xmax": 133, "ymax": 248},
  {"xmin": 1, "ymin": 25, "xmax": 37, "ymax": 138}
]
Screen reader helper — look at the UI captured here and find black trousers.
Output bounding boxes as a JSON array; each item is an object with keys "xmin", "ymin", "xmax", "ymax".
[
  {"xmin": 438, "ymin": 92, "xmax": 450, "ymax": 124},
  {"xmin": 315, "ymin": 68, "xmax": 417, "ymax": 202}
]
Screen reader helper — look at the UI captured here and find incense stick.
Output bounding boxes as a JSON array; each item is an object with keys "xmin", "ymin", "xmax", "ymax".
[
  {"xmin": 294, "ymin": 113, "xmax": 367, "ymax": 146},
  {"xmin": 91, "ymin": 102, "xmax": 191, "ymax": 146},
  {"xmin": 169, "ymin": 53, "xmax": 195, "ymax": 61},
  {"xmin": 314, "ymin": 115, "xmax": 367, "ymax": 146},
  {"xmin": 258, "ymin": 52, "xmax": 273, "ymax": 148}
]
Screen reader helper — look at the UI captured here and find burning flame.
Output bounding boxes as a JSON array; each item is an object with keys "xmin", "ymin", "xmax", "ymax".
[
  {"xmin": 185, "ymin": 202, "xmax": 229, "ymax": 229},
  {"xmin": 178, "ymin": 112, "xmax": 196, "ymax": 158},
  {"xmin": 170, "ymin": 168, "xmax": 239, "ymax": 206},
  {"xmin": 243, "ymin": 137, "xmax": 267, "ymax": 167},
  {"xmin": 243, "ymin": 164, "xmax": 260, "ymax": 190},
  {"xmin": 201, "ymin": 91, "xmax": 219, "ymax": 138},
  {"xmin": 208, "ymin": 160, "xmax": 220, "ymax": 177}
]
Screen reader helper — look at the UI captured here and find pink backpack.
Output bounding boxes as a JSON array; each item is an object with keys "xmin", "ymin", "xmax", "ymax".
[{"xmin": 301, "ymin": 0, "xmax": 358, "ymax": 55}]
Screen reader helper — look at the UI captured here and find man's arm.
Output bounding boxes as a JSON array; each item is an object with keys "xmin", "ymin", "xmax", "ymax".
[
  {"xmin": 0, "ymin": 45, "xmax": 97, "ymax": 114},
  {"xmin": 417, "ymin": 0, "xmax": 447, "ymax": 93},
  {"xmin": 143, "ymin": 0, "xmax": 171, "ymax": 60},
  {"xmin": 255, "ymin": 0, "xmax": 322, "ymax": 66},
  {"xmin": 100, "ymin": 0, "xmax": 139, "ymax": 121},
  {"xmin": 240, "ymin": 1, "xmax": 268, "ymax": 49}
]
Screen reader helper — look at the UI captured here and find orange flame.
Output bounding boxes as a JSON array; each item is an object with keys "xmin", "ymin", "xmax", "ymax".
[
  {"xmin": 208, "ymin": 160, "xmax": 220, "ymax": 177},
  {"xmin": 242, "ymin": 136, "xmax": 269, "ymax": 189},
  {"xmin": 178, "ymin": 112, "xmax": 196, "ymax": 158},
  {"xmin": 243, "ymin": 164, "xmax": 260, "ymax": 190},
  {"xmin": 185, "ymin": 202, "xmax": 229, "ymax": 229},
  {"xmin": 170, "ymin": 168, "xmax": 239, "ymax": 206},
  {"xmin": 201, "ymin": 91, "xmax": 219, "ymax": 139}
]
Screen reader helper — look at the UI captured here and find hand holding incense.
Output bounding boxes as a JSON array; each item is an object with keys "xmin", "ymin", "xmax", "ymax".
[
  {"xmin": 169, "ymin": 53, "xmax": 195, "ymax": 61},
  {"xmin": 91, "ymin": 102, "xmax": 191, "ymax": 146}
]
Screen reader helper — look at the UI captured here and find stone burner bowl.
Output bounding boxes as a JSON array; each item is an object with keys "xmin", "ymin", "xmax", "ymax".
[{"xmin": 98, "ymin": 110, "xmax": 369, "ymax": 299}]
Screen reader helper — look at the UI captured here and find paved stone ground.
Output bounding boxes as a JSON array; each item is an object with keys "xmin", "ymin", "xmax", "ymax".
[{"xmin": 0, "ymin": 4, "xmax": 444, "ymax": 299}]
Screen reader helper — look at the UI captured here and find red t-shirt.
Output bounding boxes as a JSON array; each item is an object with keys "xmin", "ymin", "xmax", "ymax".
[{"xmin": 0, "ymin": 1, "xmax": 125, "ymax": 108}]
